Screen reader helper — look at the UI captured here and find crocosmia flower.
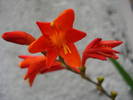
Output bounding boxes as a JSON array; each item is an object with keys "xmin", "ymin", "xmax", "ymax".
[
  {"xmin": 82, "ymin": 38, "xmax": 123, "ymax": 66},
  {"xmin": 19, "ymin": 55, "xmax": 65, "ymax": 86},
  {"xmin": 28, "ymin": 9, "xmax": 86, "ymax": 68},
  {"xmin": 2, "ymin": 31, "xmax": 35, "ymax": 45}
]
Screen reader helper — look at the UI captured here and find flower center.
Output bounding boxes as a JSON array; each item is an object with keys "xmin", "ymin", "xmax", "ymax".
[
  {"xmin": 50, "ymin": 30, "xmax": 65, "ymax": 47},
  {"xmin": 50, "ymin": 22, "xmax": 71, "ymax": 54}
]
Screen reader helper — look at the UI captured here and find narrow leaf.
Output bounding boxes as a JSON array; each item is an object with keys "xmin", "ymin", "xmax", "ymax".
[{"xmin": 109, "ymin": 58, "xmax": 133, "ymax": 90}]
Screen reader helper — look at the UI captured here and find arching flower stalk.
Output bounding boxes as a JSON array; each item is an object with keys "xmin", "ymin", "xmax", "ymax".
[{"xmin": 1, "ymin": 9, "xmax": 124, "ymax": 100}]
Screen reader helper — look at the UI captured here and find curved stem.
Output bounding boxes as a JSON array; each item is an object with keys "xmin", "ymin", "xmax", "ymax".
[
  {"xmin": 67, "ymin": 67, "xmax": 112, "ymax": 99},
  {"xmin": 58, "ymin": 57, "xmax": 115, "ymax": 100}
]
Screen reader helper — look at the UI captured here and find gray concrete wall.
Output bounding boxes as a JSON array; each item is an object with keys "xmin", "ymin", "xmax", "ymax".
[{"xmin": 0, "ymin": 0, "xmax": 133, "ymax": 100}]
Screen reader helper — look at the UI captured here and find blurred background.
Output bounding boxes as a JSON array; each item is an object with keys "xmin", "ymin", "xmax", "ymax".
[{"xmin": 0, "ymin": 0, "xmax": 133, "ymax": 100}]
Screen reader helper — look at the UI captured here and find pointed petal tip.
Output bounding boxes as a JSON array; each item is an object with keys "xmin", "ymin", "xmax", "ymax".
[
  {"xmin": 18, "ymin": 62, "xmax": 22, "ymax": 68},
  {"xmin": 60, "ymin": 8, "xmax": 74, "ymax": 16},
  {"xmin": 29, "ymin": 84, "xmax": 33, "ymax": 87},
  {"xmin": 18, "ymin": 55, "xmax": 32, "ymax": 59},
  {"xmin": 28, "ymin": 46, "xmax": 34, "ymax": 53},
  {"xmin": 98, "ymin": 38, "xmax": 102, "ymax": 40},
  {"xmin": 28, "ymin": 46, "xmax": 38, "ymax": 53},
  {"xmin": 24, "ymin": 76, "xmax": 33, "ymax": 87},
  {"xmin": 19, "ymin": 62, "xmax": 28, "ymax": 69},
  {"xmin": 79, "ymin": 30, "xmax": 87, "ymax": 38},
  {"xmin": 28, "ymin": 40, "xmax": 40, "ymax": 53},
  {"xmin": 24, "ymin": 75, "xmax": 27, "ymax": 80},
  {"xmin": 36, "ymin": 21, "xmax": 44, "ymax": 28},
  {"xmin": 85, "ymin": 38, "xmax": 102, "ymax": 49},
  {"xmin": 64, "ymin": 8, "xmax": 74, "ymax": 13},
  {"xmin": 28, "ymin": 42, "xmax": 41, "ymax": 53},
  {"xmin": 53, "ymin": 8, "xmax": 75, "ymax": 30},
  {"xmin": 113, "ymin": 40, "xmax": 123, "ymax": 46},
  {"xmin": 36, "ymin": 21, "xmax": 41, "ymax": 25},
  {"xmin": 67, "ymin": 29, "xmax": 87, "ymax": 42},
  {"xmin": 118, "ymin": 41, "xmax": 123, "ymax": 45},
  {"xmin": 112, "ymin": 40, "xmax": 123, "ymax": 48},
  {"xmin": 95, "ymin": 38, "xmax": 102, "ymax": 41},
  {"xmin": 100, "ymin": 40, "xmax": 123, "ymax": 48},
  {"xmin": 36, "ymin": 21, "xmax": 45, "ymax": 28},
  {"xmin": 36, "ymin": 21, "xmax": 49, "ymax": 26},
  {"xmin": 18, "ymin": 55, "xmax": 23, "ymax": 59}
]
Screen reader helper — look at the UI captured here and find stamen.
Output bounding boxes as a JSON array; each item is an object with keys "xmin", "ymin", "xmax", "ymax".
[
  {"xmin": 50, "ymin": 22, "xmax": 54, "ymax": 27},
  {"xmin": 63, "ymin": 45, "xmax": 71, "ymax": 54}
]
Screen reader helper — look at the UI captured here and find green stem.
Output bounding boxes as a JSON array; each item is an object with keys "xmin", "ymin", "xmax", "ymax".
[{"xmin": 58, "ymin": 57, "xmax": 115, "ymax": 100}]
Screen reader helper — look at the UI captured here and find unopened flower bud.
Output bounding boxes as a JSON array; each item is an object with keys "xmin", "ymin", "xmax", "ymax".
[
  {"xmin": 97, "ymin": 76, "xmax": 104, "ymax": 84},
  {"xmin": 2, "ymin": 31, "xmax": 35, "ymax": 45},
  {"xmin": 111, "ymin": 91, "xmax": 118, "ymax": 99}
]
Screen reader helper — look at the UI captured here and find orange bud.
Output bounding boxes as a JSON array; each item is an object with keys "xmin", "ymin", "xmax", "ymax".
[{"xmin": 2, "ymin": 31, "xmax": 35, "ymax": 45}]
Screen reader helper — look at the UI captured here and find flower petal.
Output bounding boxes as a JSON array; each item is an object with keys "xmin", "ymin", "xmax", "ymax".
[
  {"xmin": 87, "ymin": 48, "xmax": 120, "ymax": 54},
  {"xmin": 66, "ymin": 29, "xmax": 86, "ymax": 43},
  {"xmin": 82, "ymin": 53, "xmax": 107, "ymax": 66},
  {"xmin": 2, "ymin": 31, "xmax": 35, "ymax": 45},
  {"xmin": 40, "ymin": 64, "xmax": 65, "ymax": 74},
  {"xmin": 19, "ymin": 55, "xmax": 45, "ymax": 69},
  {"xmin": 28, "ymin": 36, "xmax": 50, "ymax": 53},
  {"xmin": 98, "ymin": 52, "xmax": 119, "ymax": 59},
  {"xmin": 86, "ymin": 53, "xmax": 107, "ymax": 60},
  {"xmin": 28, "ymin": 74, "xmax": 36, "ymax": 87},
  {"xmin": 86, "ymin": 38, "xmax": 102, "ymax": 49},
  {"xmin": 19, "ymin": 59, "xmax": 31, "ymax": 68},
  {"xmin": 27, "ymin": 63, "xmax": 42, "ymax": 75},
  {"xmin": 36, "ymin": 22, "xmax": 54, "ymax": 35},
  {"xmin": 98, "ymin": 47, "xmax": 120, "ymax": 53},
  {"xmin": 24, "ymin": 60, "xmax": 45, "ymax": 87},
  {"xmin": 24, "ymin": 72, "xmax": 37, "ymax": 87},
  {"xmin": 60, "ymin": 43, "xmax": 81, "ymax": 68},
  {"xmin": 99, "ymin": 40, "xmax": 123, "ymax": 48},
  {"xmin": 53, "ymin": 9, "xmax": 74, "ymax": 30},
  {"xmin": 19, "ymin": 55, "xmax": 38, "ymax": 59},
  {"xmin": 46, "ymin": 49, "xmax": 58, "ymax": 67}
]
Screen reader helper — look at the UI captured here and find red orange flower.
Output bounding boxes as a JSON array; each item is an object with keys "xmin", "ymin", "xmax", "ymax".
[
  {"xmin": 28, "ymin": 9, "xmax": 86, "ymax": 68},
  {"xmin": 2, "ymin": 31, "xmax": 35, "ymax": 45},
  {"xmin": 19, "ymin": 55, "xmax": 65, "ymax": 86},
  {"xmin": 82, "ymin": 38, "xmax": 123, "ymax": 66}
]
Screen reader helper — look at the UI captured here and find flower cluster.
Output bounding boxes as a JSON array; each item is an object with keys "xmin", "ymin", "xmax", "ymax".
[{"xmin": 2, "ymin": 9, "xmax": 123, "ymax": 86}]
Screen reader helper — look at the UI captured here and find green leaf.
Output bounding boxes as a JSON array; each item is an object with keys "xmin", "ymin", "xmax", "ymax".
[{"xmin": 109, "ymin": 58, "xmax": 133, "ymax": 90}]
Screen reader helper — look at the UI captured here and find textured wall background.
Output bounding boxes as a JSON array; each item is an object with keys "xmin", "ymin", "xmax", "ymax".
[{"xmin": 0, "ymin": 0, "xmax": 133, "ymax": 100}]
